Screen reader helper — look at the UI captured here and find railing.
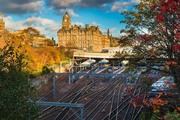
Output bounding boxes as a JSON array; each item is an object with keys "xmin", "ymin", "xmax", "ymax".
[
  {"xmin": 73, "ymin": 52, "xmax": 116, "ymax": 58},
  {"xmin": 36, "ymin": 102, "xmax": 84, "ymax": 120}
]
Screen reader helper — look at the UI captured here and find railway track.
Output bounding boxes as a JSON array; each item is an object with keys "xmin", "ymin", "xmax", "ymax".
[{"xmin": 38, "ymin": 67, "xmax": 149, "ymax": 120}]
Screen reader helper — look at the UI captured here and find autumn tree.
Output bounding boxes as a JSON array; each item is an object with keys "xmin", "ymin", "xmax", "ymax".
[
  {"xmin": 0, "ymin": 43, "xmax": 39, "ymax": 119},
  {"xmin": 121, "ymin": 0, "xmax": 180, "ymax": 88},
  {"xmin": 120, "ymin": 0, "xmax": 180, "ymax": 119}
]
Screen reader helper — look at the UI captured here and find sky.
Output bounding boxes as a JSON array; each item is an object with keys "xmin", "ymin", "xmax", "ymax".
[{"xmin": 0, "ymin": 0, "xmax": 140, "ymax": 42}]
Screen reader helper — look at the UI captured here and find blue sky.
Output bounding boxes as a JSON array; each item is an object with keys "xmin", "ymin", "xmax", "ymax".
[{"xmin": 0, "ymin": 0, "xmax": 140, "ymax": 42}]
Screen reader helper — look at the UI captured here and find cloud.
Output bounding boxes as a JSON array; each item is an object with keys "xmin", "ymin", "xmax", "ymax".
[
  {"xmin": 111, "ymin": 0, "xmax": 141, "ymax": 13},
  {"xmin": 24, "ymin": 17, "xmax": 53, "ymax": 26},
  {"xmin": 0, "ymin": 0, "xmax": 43, "ymax": 14},
  {"xmin": 81, "ymin": 0, "xmax": 116, "ymax": 7},
  {"xmin": 4, "ymin": 16, "xmax": 26, "ymax": 31},
  {"xmin": 91, "ymin": 22, "xmax": 100, "ymax": 26},
  {"xmin": 131, "ymin": 0, "xmax": 140, "ymax": 4},
  {"xmin": 120, "ymin": 31, "xmax": 129, "ymax": 36},
  {"xmin": 109, "ymin": 28, "xmax": 119, "ymax": 37},
  {"xmin": 109, "ymin": 28, "xmax": 117, "ymax": 32},
  {"xmin": 47, "ymin": 0, "xmax": 81, "ymax": 10},
  {"xmin": 47, "ymin": 0, "xmax": 140, "ymax": 14},
  {"xmin": 59, "ymin": 9, "xmax": 79, "ymax": 17},
  {"xmin": 50, "ymin": 0, "xmax": 81, "ymax": 8},
  {"xmin": 3, "ymin": 16, "xmax": 61, "ymax": 40},
  {"xmin": 47, "ymin": 0, "xmax": 116, "ymax": 10},
  {"xmin": 141, "ymin": 28, "xmax": 149, "ymax": 34},
  {"xmin": 111, "ymin": 2, "xmax": 130, "ymax": 12}
]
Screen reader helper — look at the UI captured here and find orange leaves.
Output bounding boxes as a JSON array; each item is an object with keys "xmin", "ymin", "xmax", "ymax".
[
  {"xmin": 157, "ymin": 92, "xmax": 163, "ymax": 98},
  {"xmin": 150, "ymin": 98, "xmax": 168, "ymax": 106},
  {"xmin": 17, "ymin": 44, "xmax": 62, "ymax": 74},
  {"xmin": 176, "ymin": 107, "xmax": 180, "ymax": 113},
  {"xmin": 143, "ymin": 99, "xmax": 151, "ymax": 107},
  {"xmin": 0, "ymin": 41, "xmax": 6, "ymax": 48},
  {"xmin": 143, "ymin": 92, "xmax": 171, "ymax": 113},
  {"xmin": 153, "ymin": 109, "xmax": 160, "ymax": 113},
  {"xmin": 149, "ymin": 97, "xmax": 168, "ymax": 113}
]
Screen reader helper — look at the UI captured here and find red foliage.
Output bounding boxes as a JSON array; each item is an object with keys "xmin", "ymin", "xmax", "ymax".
[
  {"xmin": 175, "ymin": 32, "xmax": 180, "ymax": 40},
  {"xmin": 174, "ymin": 24, "xmax": 180, "ymax": 30},
  {"xmin": 125, "ymin": 86, "xmax": 133, "ymax": 93},
  {"xmin": 131, "ymin": 95, "xmax": 144, "ymax": 107},
  {"xmin": 156, "ymin": 14, "xmax": 164, "ymax": 22},
  {"xmin": 166, "ymin": 60, "xmax": 177, "ymax": 65},
  {"xmin": 161, "ymin": 6, "xmax": 166, "ymax": 13},
  {"xmin": 162, "ymin": 0, "xmax": 179, "ymax": 12},
  {"xmin": 140, "ymin": 35, "xmax": 149, "ymax": 41},
  {"xmin": 173, "ymin": 44, "xmax": 180, "ymax": 51},
  {"xmin": 154, "ymin": 0, "xmax": 180, "ymax": 23},
  {"xmin": 151, "ymin": 4, "xmax": 156, "ymax": 11},
  {"xmin": 131, "ymin": 99, "xmax": 136, "ymax": 107}
]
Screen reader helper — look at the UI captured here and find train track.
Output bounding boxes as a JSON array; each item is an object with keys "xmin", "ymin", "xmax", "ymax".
[{"xmin": 38, "ymin": 67, "xmax": 149, "ymax": 120}]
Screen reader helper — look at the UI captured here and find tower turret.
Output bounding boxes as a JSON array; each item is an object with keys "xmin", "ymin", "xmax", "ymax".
[
  {"xmin": 107, "ymin": 29, "xmax": 110, "ymax": 37},
  {"xmin": 62, "ymin": 11, "xmax": 71, "ymax": 30}
]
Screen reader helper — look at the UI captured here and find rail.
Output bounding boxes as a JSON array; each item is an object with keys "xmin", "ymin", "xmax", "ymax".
[
  {"xmin": 73, "ymin": 52, "xmax": 116, "ymax": 58},
  {"xmin": 36, "ymin": 102, "xmax": 84, "ymax": 120}
]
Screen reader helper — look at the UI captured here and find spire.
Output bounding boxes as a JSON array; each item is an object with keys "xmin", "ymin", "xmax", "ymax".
[
  {"xmin": 65, "ymin": 11, "xmax": 68, "ymax": 15},
  {"xmin": 107, "ymin": 29, "xmax": 110, "ymax": 37},
  {"xmin": 64, "ymin": 11, "xmax": 69, "ymax": 17}
]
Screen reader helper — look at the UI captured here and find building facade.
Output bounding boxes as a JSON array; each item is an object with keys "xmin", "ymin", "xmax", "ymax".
[
  {"xmin": 0, "ymin": 12, "xmax": 5, "ymax": 41},
  {"xmin": 57, "ymin": 12, "xmax": 110, "ymax": 52}
]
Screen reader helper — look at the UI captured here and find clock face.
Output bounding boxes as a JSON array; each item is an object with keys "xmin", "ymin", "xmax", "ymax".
[{"xmin": 64, "ymin": 19, "xmax": 67, "ymax": 22}]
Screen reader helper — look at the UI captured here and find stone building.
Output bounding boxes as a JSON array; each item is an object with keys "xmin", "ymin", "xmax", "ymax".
[
  {"xmin": 0, "ymin": 12, "xmax": 5, "ymax": 41},
  {"xmin": 57, "ymin": 12, "xmax": 110, "ymax": 52},
  {"xmin": 16, "ymin": 27, "xmax": 55, "ymax": 47}
]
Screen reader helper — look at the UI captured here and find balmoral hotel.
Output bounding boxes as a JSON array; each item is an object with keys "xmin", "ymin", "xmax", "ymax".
[{"xmin": 57, "ymin": 12, "xmax": 111, "ymax": 52}]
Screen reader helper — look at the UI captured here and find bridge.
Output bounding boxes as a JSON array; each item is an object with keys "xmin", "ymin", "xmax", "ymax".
[{"xmin": 73, "ymin": 51, "xmax": 116, "ymax": 59}]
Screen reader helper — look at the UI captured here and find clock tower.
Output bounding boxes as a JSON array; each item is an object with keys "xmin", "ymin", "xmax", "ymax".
[{"xmin": 62, "ymin": 11, "xmax": 71, "ymax": 30}]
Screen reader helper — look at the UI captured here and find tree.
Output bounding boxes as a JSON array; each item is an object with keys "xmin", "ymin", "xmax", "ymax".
[
  {"xmin": 0, "ymin": 43, "xmax": 39, "ymax": 119},
  {"xmin": 120, "ymin": 0, "xmax": 180, "ymax": 88},
  {"xmin": 120, "ymin": 0, "xmax": 180, "ymax": 119}
]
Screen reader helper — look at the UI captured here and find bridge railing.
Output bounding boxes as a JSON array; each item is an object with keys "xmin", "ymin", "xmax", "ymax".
[{"xmin": 73, "ymin": 52, "xmax": 116, "ymax": 58}]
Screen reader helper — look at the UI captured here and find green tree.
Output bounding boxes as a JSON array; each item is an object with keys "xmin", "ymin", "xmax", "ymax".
[{"xmin": 0, "ymin": 43, "xmax": 39, "ymax": 119}]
